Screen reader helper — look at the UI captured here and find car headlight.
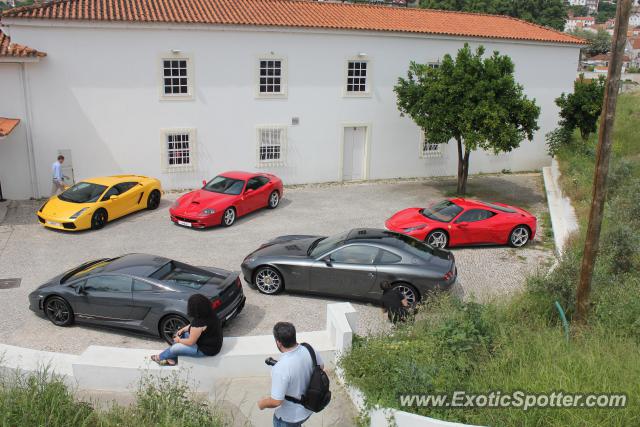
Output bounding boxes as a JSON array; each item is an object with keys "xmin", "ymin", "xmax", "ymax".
[
  {"xmin": 403, "ymin": 225, "xmax": 427, "ymax": 232},
  {"xmin": 245, "ymin": 257, "xmax": 256, "ymax": 263},
  {"xmin": 201, "ymin": 208, "xmax": 216, "ymax": 215},
  {"xmin": 70, "ymin": 208, "xmax": 88, "ymax": 219}
]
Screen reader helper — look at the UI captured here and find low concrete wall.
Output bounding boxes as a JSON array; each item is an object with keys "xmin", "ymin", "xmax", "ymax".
[
  {"xmin": 542, "ymin": 159, "xmax": 579, "ymax": 255},
  {"xmin": 0, "ymin": 302, "xmax": 357, "ymax": 393}
]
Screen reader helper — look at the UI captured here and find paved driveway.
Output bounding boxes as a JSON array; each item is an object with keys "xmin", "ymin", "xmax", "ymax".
[{"xmin": 0, "ymin": 174, "xmax": 552, "ymax": 354}]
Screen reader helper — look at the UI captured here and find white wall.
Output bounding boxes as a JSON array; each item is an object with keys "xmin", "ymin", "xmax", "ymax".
[
  {"xmin": 4, "ymin": 22, "xmax": 581, "ymax": 198},
  {"xmin": 0, "ymin": 62, "xmax": 33, "ymax": 199}
]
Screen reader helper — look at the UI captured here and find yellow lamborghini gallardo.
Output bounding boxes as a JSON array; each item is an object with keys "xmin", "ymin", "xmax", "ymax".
[{"xmin": 37, "ymin": 175, "xmax": 162, "ymax": 231}]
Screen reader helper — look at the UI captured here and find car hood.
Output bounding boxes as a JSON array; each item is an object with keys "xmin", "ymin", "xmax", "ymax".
[
  {"xmin": 386, "ymin": 208, "xmax": 433, "ymax": 229},
  {"xmin": 39, "ymin": 196, "xmax": 95, "ymax": 219},
  {"xmin": 172, "ymin": 189, "xmax": 237, "ymax": 215},
  {"xmin": 249, "ymin": 235, "xmax": 320, "ymax": 258}
]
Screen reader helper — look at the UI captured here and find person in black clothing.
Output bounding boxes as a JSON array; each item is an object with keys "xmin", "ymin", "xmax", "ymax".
[
  {"xmin": 380, "ymin": 281, "xmax": 410, "ymax": 323},
  {"xmin": 151, "ymin": 294, "xmax": 223, "ymax": 366}
]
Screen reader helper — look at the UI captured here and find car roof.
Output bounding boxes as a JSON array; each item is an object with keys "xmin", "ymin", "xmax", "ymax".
[
  {"xmin": 102, "ymin": 253, "xmax": 170, "ymax": 276},
  {"xmin": 83, "ymin": 175, "xmax": 153, "ymax": 186},
  {"xmin": 219, "ymin": 171, "xmax": 258, "ymax": 180},
  {"xmin": 448, "ymin": 198, "xmax": 518, "ymax": 212},
  {"xmin": 344, "ymin": 228, "xmax": 406, "ymax": 246}
]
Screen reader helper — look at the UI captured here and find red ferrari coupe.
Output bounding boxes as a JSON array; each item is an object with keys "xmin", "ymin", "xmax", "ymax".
[
  {"xmin": 170, "ymin": 171, "xmax": 283, "ymax": 228},
  {"xmin": 385, "ymin": 198, "xmax": 536, "ymax": 248}
]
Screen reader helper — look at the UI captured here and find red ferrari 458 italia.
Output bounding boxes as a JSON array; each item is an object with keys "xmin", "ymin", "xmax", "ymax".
[
  {"xmin": 385, "ymin": 198, "xmax": 537, "ymax": 249},
  {"xmin": 170, "ymin": 171, "xmax": 283, "ymax": 228}
]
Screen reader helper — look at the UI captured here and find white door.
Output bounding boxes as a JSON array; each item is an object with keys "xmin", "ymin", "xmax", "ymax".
[{"xmin": 342, "ymin": 126, "xmax": 366, "ymax": 181}]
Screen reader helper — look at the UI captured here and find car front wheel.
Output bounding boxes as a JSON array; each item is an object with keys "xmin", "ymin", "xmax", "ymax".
[
  {"xmin": 221, "ymin": 207, "xmax": 236, "ymax": 227},
  {"xmin": 91, "ymin": 209, "xmax": 108, "ymax": 230},
  {"xmin": 254, "ymin": 266, "xmax": 284, "ymax": 295},
  {"xmin": 44, "ymin": 296, "xmax": 74, "ymax": 327}
]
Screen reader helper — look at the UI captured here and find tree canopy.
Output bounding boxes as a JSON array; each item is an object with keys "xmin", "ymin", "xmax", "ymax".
[
  {"xmin": 394, "ymin": 44, "xmax": 540, "ymax": 194},
  {"xmin": 555, "ymin": 75, "xmax": 606, "ymax": 141},
  {"xmin": 570, "ymin": 28, "xmax": 612, "ymax": 56},
  {"xmin": 418, "ymin": 0, "xmax": 567, "ymax": 31}
]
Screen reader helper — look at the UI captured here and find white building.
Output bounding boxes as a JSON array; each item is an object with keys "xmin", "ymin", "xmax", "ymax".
[
  {"xmin": 568, "ymin": 0, "xmax": 587, "ymax": 5},
  {"xmin": 565, "ymin": 16, "xmax": 596, "ymax": 32},
  {"xmin": 630, "ymin": 12, "xmax": 640, "ymax": 27},
  {"xmin": 0, "ymin": 0, "xmax": 583, "ymax": 199}
]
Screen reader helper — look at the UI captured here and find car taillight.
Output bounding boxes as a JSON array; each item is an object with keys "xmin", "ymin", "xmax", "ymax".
[
  {"xmin": 236, "ymin": 277, "xmax": 242, "ymax": 289},
  {"xmin": 443, "ymin": 271, "xmax": 453, "ymax": 281},
  {"xmin": 211, "ymin": 299, "xmax": 222, "ymax": 310}
]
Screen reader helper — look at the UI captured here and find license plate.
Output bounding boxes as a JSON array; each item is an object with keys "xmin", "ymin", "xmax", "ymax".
[
  {"xmin": 177, "ymin": 220, "xmax": 192, "ymax": 227},
  {"xmin": 46, "ymin": 221, "xmax": 61, "ymax": 227}
]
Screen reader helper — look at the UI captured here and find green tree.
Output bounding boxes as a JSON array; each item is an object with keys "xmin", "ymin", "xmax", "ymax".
[
  {"xmin": 394, "ymin": 44, "xmax": 540, "ymax": 194},
  {"xmin": 567, "ymin": 5, "xmax": 589, "ymax": 16},
  {"xmin": 555, "ymin": 74, "xmax": 606, "ymax": 141},
  {"xmin": 419, "ymin": 0, "xmax": 567, "ymax": 31},
  {"xmin": 571, "ymin": 28, "xmax": 612, "ymax": 56},
  {"xmin": 596, "ymin": 1, "xmax": 617, "ymax": 23}
]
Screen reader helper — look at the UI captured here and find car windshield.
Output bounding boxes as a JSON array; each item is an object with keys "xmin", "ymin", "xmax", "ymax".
[
  {"xmin": 309, "ymin": 231, "xmax": 350, "ymax": 257},
  {"xmin": 58, "ymin": 182, "xmax": 108, "ymax": 203},
  {"xmin": 203, "ymin": 176, "xmax": 245, "ymax": 195},
  {"xmin": 61, "ymin": 258, "xmax": 115, "ymax": 283},
  {"xmin": 420, "ymin": 200, "xmax": 463, "ymax": 223},
  {"xmin": 149, "ymin": 261, "xmax": 217, "ymax": 289},
  {"xmin": 479, "ymin": 201, "xmax": 517, "ymax": 213}
]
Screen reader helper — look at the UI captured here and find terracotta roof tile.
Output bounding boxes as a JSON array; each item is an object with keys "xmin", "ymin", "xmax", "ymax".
[
  {"xmin": 0, "ymin": 28, "xmax": 46, "ymax": 58},
  {"xmin": 2, "ymin": 0, "xmax": 585, "ymax": 45},
  {"xmin": 0, "ymin": 118, "xmax": 20, "ymax": 137}
]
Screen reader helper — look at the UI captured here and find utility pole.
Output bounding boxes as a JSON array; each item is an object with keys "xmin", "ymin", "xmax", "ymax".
[{"xmin": 575, "ymin": 0, "xmax": 634, "ymax": 324}]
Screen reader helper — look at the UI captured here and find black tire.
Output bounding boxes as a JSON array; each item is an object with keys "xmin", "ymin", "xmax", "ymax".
[
  {"xmin": 392, "ymin": 283, "xmax": 420, "ymax": 306},
  {"xmin": 254, "ymin": 266, "xmax": 284, "ymax": 295},
  {"xmin": 267, "ymin": 190, "xmax": 280, "ymax": 209},
  {"xmin": 509, "ymin": 225, "xmax": 530, "ymax": 248},
  {"xmin": 426, "ymin": 230, "xmax": 448, "ymax": 249},
  {"xmin": 147, "ymin": 190, "xmax": 161, "ymax": 210},
  {"xmin": 91, "ymin": 209, "xmax": 108, "ymax": 230},
  {"xmin": 221, "ymin": 207, "xmax": 236, "ymax": 227},
  {"xmin": 44, "ymin": 296, "xmax": 74, "ymax": 327},
  {"xmin": 159, "ymin": 314, "xmax": 189, "ymax": 344}
]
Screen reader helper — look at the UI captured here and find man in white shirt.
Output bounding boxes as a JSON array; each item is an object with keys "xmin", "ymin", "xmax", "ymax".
[
  {"xmin": 51, "ymin": 155, "xmax": 66, "ymax": 196},
  {"xmin": 258, "ymin": 322, "xmax": 324, "ymax": 426}
]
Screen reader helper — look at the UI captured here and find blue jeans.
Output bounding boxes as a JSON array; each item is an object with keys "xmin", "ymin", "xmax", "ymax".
[
  {"xmin": 158, "ymin": 332, "xmax": 205, "ymax": 362},
  {"xmin": 273, "ymin": 414, "xmax": 310, "ymax": 427}
]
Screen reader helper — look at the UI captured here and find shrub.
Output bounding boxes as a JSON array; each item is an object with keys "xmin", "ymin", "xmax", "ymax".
[{"xmin": 545, "ymin": 126, "xmax": 573, "ymax": 157}]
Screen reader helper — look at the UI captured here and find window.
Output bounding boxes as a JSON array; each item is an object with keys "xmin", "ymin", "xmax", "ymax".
[
  {"xmin": 84, "ymin": 275, "xmax": 132, "ymax": 293},
  {"xmin": 149, "ymin": 261, "xmax": 220, "ymax": 289},
  {"xmin": 133, "ymin": 279, "xmax": 159, "ymax": 292},
  {"xmin": 101, "ymin": 186, "xmax": 119, "ymax": 201},
  {"xmin": 421, "ymin": 200, "xmax": 463, "ymax": 223},
  {"xmin": 162, "ymin": 58, "xmax": 191, "ymax": 97},
  {"xmin": 420, "ymin": 132, "xmax": 445, "ymax": 158},
  {"xmin": 427, "ymin": 62, "xmax": 441, "ymax": 69},
  {"xmin": 246, "ymin": 176, "xmax": 268, "ymax": 191},
  {"xmin": 330, "ymin": 245, "xmax": 379, "ymax": 265},
  {"xmin": 257, "ymin": 126, "xmax": 286, "ymax": 166},
  {"xmin": 258, "ymin": 57, "xmax": 286, "ymax": 97},
  {"xmin": 203, "ymin": 176, "xmax": 245, "ymax": 195},
  {"xmin": 115, "ymin": 182, "xmax": 138, "ymax": 194},
  {"xmin": 58, "ymin": 182, "xmax": 107, "ymax": 204},
  {"xmin": 346, "ymin": 60, "xmax": 369, "ymax": 95},
  {"xmin": 456, "ymin": 209, "xmax": 495, "ymax": 223},
  {"xmin": 161, "ymin": 129, "xmax": 196, "ymax": 172},
  {"xmin": 379, "ymin": 249, "xmax": 402, "ymax": 264}
]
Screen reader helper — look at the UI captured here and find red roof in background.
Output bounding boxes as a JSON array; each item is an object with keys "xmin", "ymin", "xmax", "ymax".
[
  {"xmin": 0, "ymin": 29, "xmax": 46, "ymax": 58},
  {"xmin": 590, "ymin": 53, "xmax": 630, "ymax": 62},
  {"xmin": 631, "ymin": 38, "xmax": 640, "ymax": 49},
  {"xmin": 1, "ymin": 0, "xmax": 585, "ymax": 45},
  {"xmin": 0, "ymin": 118, "xmax": 20, "ymax": 137}
]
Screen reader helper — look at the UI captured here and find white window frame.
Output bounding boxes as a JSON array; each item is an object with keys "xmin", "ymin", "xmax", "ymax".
[
  {"xmin": 161, "ymin": 128, "xmax": 196, "ymax": 172},
  {"xmin": 344, "ymin": 57, "xmax": 371, "ymax": 97},
  {"xmin": 426, "ymin": 61, "xmax": 441, "ymax": 70},
  {"xmin": 256, "ymin": 125, "xmax": 287, "ymax": 167},
  {"xmin": 419, "ymin": 131, "xmax": 445, "ymax": 159},
  {"xmin": 256, "ymin": 54, "xmax": 288, "ymax": 98},
  {"xmin": 159, "ymin": 54, "xmax": 194, "ymax": 100}
]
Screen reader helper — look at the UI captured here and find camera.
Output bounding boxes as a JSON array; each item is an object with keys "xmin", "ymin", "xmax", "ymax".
[{"xmin": 265, "ymin": 357, "xmax": 278, "ymax": 366}]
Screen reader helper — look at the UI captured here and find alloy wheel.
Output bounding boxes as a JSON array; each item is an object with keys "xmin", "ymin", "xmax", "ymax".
[
  {"xmin": 161, "ymin": 316, "xmax": 188, "ymax": 343},
  {"xmin": 255, "ymin": 268, "xmax": 282, "ymax": 294},
  {"xmin": 45, "ymin": 298, "xmax": 71, "ymax": 325},
  {"xmin": 223, "ymin": 208, "xmax": 235, "ymax": 226},
  {"xmin": 92, "ymin": 210, "xmax": 107, "ymax": 229},
  {"xmin": 269, "ymin": 191, "xmax": 280, "ymax": 208},
  {"xmin": 510, "ymin": 227, "xmax": 529, "ymax": 247},
  {"xmin": 393, "ymin": 284, "xmax": 417, "ymax": 306},
  {"xmin": 427, "ymin": 231, "xmax": 447, "ymax": 248}
]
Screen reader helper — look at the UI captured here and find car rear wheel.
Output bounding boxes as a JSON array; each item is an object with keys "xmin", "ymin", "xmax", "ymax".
[
  {"xmin": 267, "ymin": 191, "xmax": 280, "ymax": 209},
  {"xmin": 509, "ymin": 225, "xmax": 530, "ymax": 248},
  {"xmin": 221, "ymin": 207, "xmax": 236, "ymax": 227},
  {"xmin": 159, "ymin": 315, "xmax": 189, "ymax": 344},
  {"xmin": 147, "ymin": 190, "xmax": 161, "ymax": 210},
  {"xmin": 392, "ymin": 283, "xmax": 420, "ymax": 306},
  {"xmin": 426, "ymin": 230, "xmax": 448, "ymax": 248},
  {"xmin": 254, "ymin": 266, "xmax": 284, "ymax": 295},
  {"xmin": 91, "ymin": 209, "xmax": 108, "ymax": 230},
  {"xmin": 44, "ymin": 296, "xmax": 74, "ymax": 327}
]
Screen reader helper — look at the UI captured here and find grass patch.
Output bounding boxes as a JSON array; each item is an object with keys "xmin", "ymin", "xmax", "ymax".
[{"xmin": 341, "ymin": 93, "xmax": 640, "ymax": 426}]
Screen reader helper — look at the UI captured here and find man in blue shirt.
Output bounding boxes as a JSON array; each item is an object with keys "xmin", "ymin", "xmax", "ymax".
[
  {"xmin": 258, "ymin": 322, "xmax": 324, "ymax": 426},
  {"xmin": 51, "ymin": 155, "xmax": 66, "ymax": 196}
]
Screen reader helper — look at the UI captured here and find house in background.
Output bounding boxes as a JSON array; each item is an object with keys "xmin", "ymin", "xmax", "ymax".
[
  {"xmin": 627, "ymin": 37, "xmax": 640, "ymax": 67},
  {"xmin": 586, "ymin": 53, "xmax": 631, "ymax": 72},
  {"xmin": 565, "ymin": 16, "xmax": 595, "ymax": 32},
  {"xmin": 0, "ymin": 0, "xmax": 583, "ymax": 199}
]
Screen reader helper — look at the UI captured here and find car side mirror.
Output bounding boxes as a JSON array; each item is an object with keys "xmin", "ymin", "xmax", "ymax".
[
  {"xmin": 109, "ymin": 195, "xmax": 118, "ymax": 201},
  {"xmin": 202, "ymin": 179, "xmax": 207, "ymax": 187},
  {"xmin": 75, "ymin": 285, "xmax": 86, "ymax": 295},
  {"xmin": 324, "ymin": 257, "xmax": 332, "ymax": 267}
]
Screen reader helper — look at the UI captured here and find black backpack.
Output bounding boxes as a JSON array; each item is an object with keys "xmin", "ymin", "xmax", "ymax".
[{"xmin": 285, "ymin": 343, "xmax": 331, "ymax": 412}]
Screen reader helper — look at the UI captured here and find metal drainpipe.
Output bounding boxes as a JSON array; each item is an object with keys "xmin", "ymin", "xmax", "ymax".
[{"xmin": 20, "ymin": 61, "xmax": 39, "ymax": 199}]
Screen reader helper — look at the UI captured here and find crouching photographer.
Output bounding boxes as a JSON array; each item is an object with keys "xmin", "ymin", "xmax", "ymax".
[{"xmin": 258, "ymin": 322, "xmax": 331, "ymax": 426}]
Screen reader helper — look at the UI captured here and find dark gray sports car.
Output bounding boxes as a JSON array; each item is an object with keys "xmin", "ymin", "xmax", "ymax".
[
  {"xmin": 241, "ymin": 228, "xmax": 457, "ymax": 305},
  {"xmin": 29, "ymin": 254, "xmax": 246, "ymax": 343}
]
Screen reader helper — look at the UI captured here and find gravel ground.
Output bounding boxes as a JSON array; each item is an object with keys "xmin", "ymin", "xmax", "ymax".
[{"xmin": 0, "ymin": 174, "xmax": 552, "ymax": 354}]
